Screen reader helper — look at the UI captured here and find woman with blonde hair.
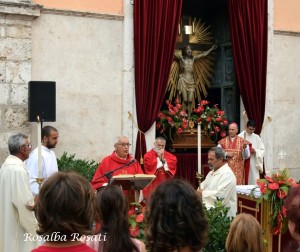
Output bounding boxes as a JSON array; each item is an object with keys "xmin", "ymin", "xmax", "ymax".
[{"xmin": 226, "ymin": 213, "xmax": 263, "ymax": 252}]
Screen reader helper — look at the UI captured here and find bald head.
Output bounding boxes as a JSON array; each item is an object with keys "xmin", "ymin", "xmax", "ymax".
[{"xmin": 228, "ymin": 123, "xmax": 238, "ymax": 137}]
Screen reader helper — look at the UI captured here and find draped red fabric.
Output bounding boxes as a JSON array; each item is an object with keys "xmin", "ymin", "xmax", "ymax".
[
  {"xmin": 174, "ymin": 153, "xmax": 208, "ymax": 188},
  {"xmin": 133, "ymin": 0, "xmax": 182, "ymax": 163},
  {"xmin": 228, "ymin": 0, "xmax": 268, "ymax": 134}
]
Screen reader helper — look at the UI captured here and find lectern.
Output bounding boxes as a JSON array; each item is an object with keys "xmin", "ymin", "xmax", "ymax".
[{"xmin": 110, "ymin": 174, "xmax": 155, "ymax": 202}]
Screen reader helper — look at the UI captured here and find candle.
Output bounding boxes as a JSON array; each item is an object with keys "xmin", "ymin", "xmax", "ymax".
[
  {"xmin": 37, "ymin": 117, "xmax": 42, "ymax": 179},
  {"xmin": 278, "ymin": 147, "xmax": 286, "ymax": 171},
  {"xmin": 197, "ymin": 123, "xmax": 201, "ymax": 174}
]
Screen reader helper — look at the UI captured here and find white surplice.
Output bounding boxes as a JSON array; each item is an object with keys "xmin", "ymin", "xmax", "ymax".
[
  {"xmin": 201, "ymin": 163, "xmax": 237, "ymax": 217},
  {"xmin": 26, "ymin": 146, "xmax": 58, "ymax": 195},
  {"xmin": 0, "ymin": 155, "xmax": 38, "ymax": 252},
  {"xmin": 239, "ymin": 131, "xmax": 265, "ymax": 185}
]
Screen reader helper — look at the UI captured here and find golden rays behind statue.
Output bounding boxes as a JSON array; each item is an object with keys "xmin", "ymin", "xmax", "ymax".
[{"xmin": 167, "ymin": 17, "xmax": 217, "ymax": 120}]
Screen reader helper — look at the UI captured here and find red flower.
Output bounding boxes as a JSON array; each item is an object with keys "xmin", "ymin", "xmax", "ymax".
[
  {"xmin": 194, "ymin": 105, "xmax": 204, "ymax": 113},
  {"xmin": 220, "ymin": 131, "xmax": 226, "ymax": 138},
  {"xmin": 214, "ymin": 126, "xmax": 220, "ymax": 132},
  {"xmin": 259, "ymin": 184, "xmax": 267, "ymax": 194},
  {"xmin": 256, "ymin": 179, "xmax": 265, "ymax": 187},
  {"xmin": 167, "ymin": 117, "xmax": 173, "ymax": 122},
  {"xmin": 272, "ymin": 225, "xmax": 281, "ymax": 235},
  {"xmin": 265, "ymin": 176, "xmax": 275, "ymax": 183},
  {"xmin": 169, "ymin": 109, "xmax": 176, "ymax": 115},
  {"xmin": 179, "ymin": 110, "xmax": 187, "ymax": 116},
  {"xmin": 156, "ymin": 122, "xmax": 161, "ymax": 129},
  {"xmin": 276, "ymin": 189, "xmax": 287, "ymax": 199},
  {"xmin": 129, "ymin": 226, "xmax": 139, "ymax": 237},
  {"xmin": 206, "ymin": 116, "xmax": 212, "ymax": 122},
  {"xmin": 128, "ymin": 207, "xmax": 135, "ymax": 216},
  {"xmin": 176, "ymin": 103, "xmax": 182, "ymax": 109},
  {"xmin": 177, "ymin": 127, "xmax": 183, "ymax": 134},
  {"xmin": 136, "ymin": 213, "xmax": 144, "ymax": 223},
  {"xmin": 268, "ymin": 183, "xmax": 279, "ymax": 190},
  {"xmin": 217, "ymin": 110, "xmax": 225, "ymax": 116},
  {"xmin": 223, "ymin": 119, "xmax": 228, "ymax": 125},
  {"xmin": 201, "ymin": 100, "xmax": 209, "ymax": 105},
  {"xmin": 278, "ymin": 180, "xmax": 286, "ymax": 185},
  {"xmin": 158, "ymin": 112, "xmax": 165, "ymax": 118},
  {"xmin": 282, "ymin": 205, "xmax": 287, "ymax": 217}
]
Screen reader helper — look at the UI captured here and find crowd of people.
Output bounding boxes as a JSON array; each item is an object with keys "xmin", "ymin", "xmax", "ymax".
[{"xmin": 0, "ymin": 120, "xmax": 299, "ymax": 252}]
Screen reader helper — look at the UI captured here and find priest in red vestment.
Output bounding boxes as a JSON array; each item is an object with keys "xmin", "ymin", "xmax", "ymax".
[
  {"xmin": 91, "ymin": 136, "xmax": 144, "ymax": 190},
  {"xmin": 143, "ymin": 137, "xmax": 177, "ymax": 200},
  {"xmin": 218, "ymin": 123, "xmax": 251, "ymax": 185}
]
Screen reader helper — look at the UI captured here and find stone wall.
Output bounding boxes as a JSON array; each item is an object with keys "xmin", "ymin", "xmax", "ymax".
[
  {"xmin": 0, "ymin": 1, "xmax": 41, "ymax": 163},
  {"xmin": 29, "ymin": 9, "xmax": 124, "ymax": 163},
  {"xmin": 0, "ymin": 1, "xmax": 125, "ymax": 165},
  {"xmin": 272, "ymin": 31, "xmax": 300, "ymax": 175}
]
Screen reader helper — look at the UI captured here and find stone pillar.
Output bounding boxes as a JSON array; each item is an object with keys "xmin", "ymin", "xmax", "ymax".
[
  {"xmin": 0, "ymin": 1, "xmax": 41, "ymax": 163},
  {"xmin": 261, "ymin": 0, "xmax": 274, "ymax": 172}
]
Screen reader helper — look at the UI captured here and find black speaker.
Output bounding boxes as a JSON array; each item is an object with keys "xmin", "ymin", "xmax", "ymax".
[{"xmin": 28, "ymin": 81, "xmax": 56, "ymax": 122}]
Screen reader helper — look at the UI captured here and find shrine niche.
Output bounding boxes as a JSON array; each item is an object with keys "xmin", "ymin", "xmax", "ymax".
[
  {"xmin": 156, "ymin": 17, "xmax": 228, "ymax": 149},
  {"xmin": 167, "ymin": 17, "xmax": 217, "ymax": 120}
]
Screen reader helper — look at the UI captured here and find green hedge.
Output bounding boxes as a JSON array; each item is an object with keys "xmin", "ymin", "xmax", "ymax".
[
  {"xmin": 57, "ymin": 152, "xmax": 99, "ymax": 182},
  {"xmin": 204, "ymin": 200, "xmax": 233, "ymax": 252}
]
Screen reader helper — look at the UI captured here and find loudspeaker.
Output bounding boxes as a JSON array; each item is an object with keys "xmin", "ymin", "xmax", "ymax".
[{"xmin": 28, "ymin": 81, "xmax": 56, "ymax": 122}]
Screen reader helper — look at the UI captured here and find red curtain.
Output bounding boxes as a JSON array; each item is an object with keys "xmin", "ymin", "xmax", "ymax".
[
  {"xmin": 174, "ymin": 153, "xmax": 209, "ymax": 188},
  {"xmin": 228, "ymin": 0, "xmax": 268, "ymax": 134},
  {"xmin": 133, "ymin": 0, "xmax": 182, "ymax": 163}
]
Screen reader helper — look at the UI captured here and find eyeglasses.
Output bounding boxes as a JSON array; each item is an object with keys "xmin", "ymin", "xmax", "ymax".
[
  {"xmin": 247, "ymin": 127, "xmax": 255, "ymax": 131},
  {"xmin": 22, "ymin": 144, "xmax": 32, "ymax": 148},
  {"xmin": 117, "ymin": 143, "xmax": 131, "ymax": 147}
]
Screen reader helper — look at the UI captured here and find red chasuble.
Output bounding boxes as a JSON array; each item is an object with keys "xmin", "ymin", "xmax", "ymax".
[
  {"xmin": 91, "ymin": 152, "xmax": 144, "ymax": 190},
  {"xmin": 143, "ymin": 149, "xmax": 177, "ymax": 200},
  {"xmin": 218, "ymin": 136, "xmax": 251, "ymax": 185}
]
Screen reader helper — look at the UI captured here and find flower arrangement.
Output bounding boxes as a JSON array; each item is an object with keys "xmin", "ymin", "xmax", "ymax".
[
  {"xmin": 256, "ymin": 169, "xmax": 298, "ymax": 235},
  {"xmin": 128, "ymin": 202, "xmax": 145, "ymax": 241},
  {"xmin": 156, "ymin": 99, "xmax": 228, "ymax": 142}
]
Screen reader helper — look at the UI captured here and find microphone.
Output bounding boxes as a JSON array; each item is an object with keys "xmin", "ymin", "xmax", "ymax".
[
  {"xmin": 128, "ymin": 159, "xmax": 136, "ymax": 165},
  {"xmin": 94, "ymin": 158, "xmax": 137, "ymax": 181}
]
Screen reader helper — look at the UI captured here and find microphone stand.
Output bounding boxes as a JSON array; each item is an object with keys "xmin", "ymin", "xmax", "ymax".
[{"xmin": 94, "ymin": 159, "xmax": 136, "ymax": 184}]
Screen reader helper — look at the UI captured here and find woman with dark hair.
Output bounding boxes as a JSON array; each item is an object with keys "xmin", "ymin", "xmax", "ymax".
[
  {"xmin": 85, "ymin": 185, "xmax": 146, "ymax": 252},
  {"xmin": 145, "ymin": 179, "xmax": 208, "ymax": 252},
  {"xmin": 284, "ymin": 185, "xmax": 300, "ymax": 251},
  {"xmin": 225, "ymin": 213, "xmax": 263, "ymax": 252},
  {"xmin": 29, "ymin": 172, "xmax": 96, "ymax": 252}
]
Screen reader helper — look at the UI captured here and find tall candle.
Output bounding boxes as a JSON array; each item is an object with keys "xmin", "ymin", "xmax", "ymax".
[
  {"xmin": 37, "ymin": 117, "xmax": 42, "ymax": 179},
  {"xmin": 278, "ymin": 147, "xmax": 286, "ymax": 171},
  {"xmin": 197, "ymin": 123, "xmax": 201, "ymax": 174}
]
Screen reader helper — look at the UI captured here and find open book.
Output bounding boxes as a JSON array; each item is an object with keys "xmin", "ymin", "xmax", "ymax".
[{"xmin": 110, "ymin": 174, "xmax": 156, "ymax": 190}]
